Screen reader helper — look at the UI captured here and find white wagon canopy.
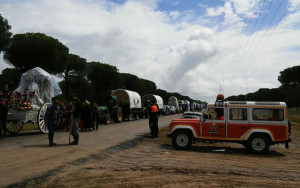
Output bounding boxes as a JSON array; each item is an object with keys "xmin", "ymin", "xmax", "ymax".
[{"xmin": 15, "ymin": 67, "xmax": 62, "ymax": 107}]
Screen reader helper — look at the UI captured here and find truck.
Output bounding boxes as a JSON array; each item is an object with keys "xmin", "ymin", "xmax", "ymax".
[
  {"xmin": 167, "ymin": 101, "xmax": 292, "ymax": 153},
  {"xmin": 112, "ymin": 89, "xmax": 142, "ymax": 120},
  {"xmin": 141, "ymin": 94, "xmax": 164, "ymax": 117}
]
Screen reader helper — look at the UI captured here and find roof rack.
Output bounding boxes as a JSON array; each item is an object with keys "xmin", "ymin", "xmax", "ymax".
[
  {"xmin": 228, "ymin": 101, "xmax": 247, "ymax": 105},
  {"xmin": 255, "ymin": 102, "xmax": 280, "ymax": 105}
]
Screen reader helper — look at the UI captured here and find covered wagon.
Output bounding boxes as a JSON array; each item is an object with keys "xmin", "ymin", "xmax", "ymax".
[
  {"xmin": 6, "ymin": 67, "xmax": 62, "ymax": 135},
  {"xmin": 141, "ymin": 94, "xmax": 164, "ymax": 117},
  {"xmin": 112, "ymin": 89, "xmax": 142, "ymax": 120}
]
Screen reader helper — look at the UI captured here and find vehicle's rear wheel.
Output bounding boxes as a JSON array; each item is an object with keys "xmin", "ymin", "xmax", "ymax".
[
  {"xmin": 246, "ymin": 134, "xmax": 270, "ymax": 154},
  {"xmin": 172, "ymin": 130, "xmax": 192, "ymax": 150},
  {"xmin": 6, "ymin": 121, "xmax": 24, "ymax": 135}
]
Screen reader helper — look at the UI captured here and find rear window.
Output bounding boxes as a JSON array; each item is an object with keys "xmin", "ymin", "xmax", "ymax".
[
  {"xmin": 229, "ymin": 108, "xmax": 247, "ymax": 120},
  {"xmin": 252, "ymin": 108, "xmax": 284, "ymax": 121}
]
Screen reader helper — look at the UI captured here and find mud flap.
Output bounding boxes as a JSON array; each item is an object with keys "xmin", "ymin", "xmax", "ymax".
[
  {"xmin": 285, "ymin": 141, "xmax": 289, "ymax": 149},
  {"xmin": 285, "ymin": 138, "xmax": 292, "ymax": 149}
]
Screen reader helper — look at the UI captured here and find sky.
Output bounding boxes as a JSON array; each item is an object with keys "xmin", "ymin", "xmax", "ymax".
[{"xmin": 0, "ymin": 0, "xmax": 299, "ymax": 103}]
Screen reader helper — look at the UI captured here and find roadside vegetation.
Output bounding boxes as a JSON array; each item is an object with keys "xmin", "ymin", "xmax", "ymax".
[{"xmin": 288, "ymin": 108, "xmax": 300, "ymax": 124}]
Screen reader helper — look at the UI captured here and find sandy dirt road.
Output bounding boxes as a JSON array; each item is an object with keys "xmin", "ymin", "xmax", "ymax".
[
  {"xmin": 1, "ymin": 115, "xmax": 300, "ymax": 187},
  {"xmin": 0, "ymin": 114, "xmax": 178, "ymax": 187},
  {"xmin": 43, "ymin": 122, "xmax": 300, "ymax": 188}
]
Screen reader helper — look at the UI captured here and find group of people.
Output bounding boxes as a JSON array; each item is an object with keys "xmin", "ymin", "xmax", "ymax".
[
  {"xmin": 1, "ymin": 92, "xmax": 160, "ymax": 145},
  {"xmin": 44, "ymin": 95, "xmax": 82, "ymax": 146},
  {"xmin": 45, "ymin": 95, "xmax": 105, "ymax": 146}
]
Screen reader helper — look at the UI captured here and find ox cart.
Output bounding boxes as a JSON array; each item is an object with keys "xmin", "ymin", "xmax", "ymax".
[{"xmin": 5, "ymin": 67, "xmax": 62, "ymax": 135}]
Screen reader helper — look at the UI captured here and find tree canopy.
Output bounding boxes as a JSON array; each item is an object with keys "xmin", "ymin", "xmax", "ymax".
[
  {"xmin": 87, "ymin": 62, "xmax": 120, "ymax": 103},
  {"xmin": 3, "ymin": 32, "xmax": 69, "ymax": 74},
  {"xmin": 60, "ymin": 54, "xmax": 87, "ymax": 99},
  {"xmin": 0, "ymin": 14, "xmax": 12, "ymax": 53},
  {"xmin": 0, "ymin": 68, "xmax": 22, "ymax": 91},
  {"xmin": 278, "ymin": 66, "xmax": 300, "ymax": 85},
  {"xmin": 0, "ymin": 16, "xmax": 204, "ymax": 104}
]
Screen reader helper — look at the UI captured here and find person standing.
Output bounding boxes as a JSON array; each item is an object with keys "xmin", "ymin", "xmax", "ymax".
[
  {"xmin": 0, "ymin": 86, "xmax": 9, "ymax": 138},
  {"xmin": 92, "ymin": 102, "xmax": 100, "ymax": 131},
  {"xmin": 81, "ymin": 100, "xmax": 93, "ymax": 131},
  {"xmin": 0, "ymin": 97, "xmax": 8, "ymax": 138},
  {"xmin": 69, "ymin": 95, "xmax": 81, "ymax": 145},
  {"xmin": 149, "ymin": 100, "xmax": 159, "ymax": 139},
  {"xmin": 44, "ymin": 100, "xmax": 61, "ymax": 146}
]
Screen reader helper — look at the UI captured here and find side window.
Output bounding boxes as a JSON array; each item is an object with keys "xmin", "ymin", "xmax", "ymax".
[
  {"xmin": 229, "ymin": 108, "xmax": 247, "ymax": 120},
  {"xmin": 252, "ymin": 108, "xmax": 284, "ymax": 121},
  {"xmin": 206, "ymin": 107, "xmax": 224, "ymax": 120}
]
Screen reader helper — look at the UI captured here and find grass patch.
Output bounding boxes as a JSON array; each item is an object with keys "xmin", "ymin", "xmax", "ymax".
[{"xmin": 288, "ymin": 108, "xmax": 300, "ymax": 123}]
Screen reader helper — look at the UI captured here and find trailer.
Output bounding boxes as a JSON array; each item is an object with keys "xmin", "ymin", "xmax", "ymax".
[
  {"xmin": 178, "ymin": 100, "xmax": 184, "ymax": 112},
  {"xmin": 168, "ymin": 96, "xmax": 179, "ymax": 113},
  {"xmin": 184, "ymin": 100, "xmax": 190, "ymax": 111},
  {"xmin": 141, "ymin": 94, "xmax": 164, "ymax": 117},
  {"xmin": 5, "ymin": 67, "xmax": 62, "ymax": 135},
  {"xmin": 112, "ymin": 89, "xmax": 142, "ymax": 120}
]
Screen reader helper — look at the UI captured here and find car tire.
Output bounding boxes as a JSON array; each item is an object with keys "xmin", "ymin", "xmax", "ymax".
[
  {"xmin": 172, "ymin": 130, "xmax": 192, "ymax": 150},
  {"xmin": 246, "ymin": 134, "xmax": 270, "ymax": 154}
]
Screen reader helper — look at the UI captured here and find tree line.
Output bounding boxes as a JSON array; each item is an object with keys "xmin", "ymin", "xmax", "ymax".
[
  {"xmin": 226, "ymin": 65, "xmax": 300, "ymax": 108},
  {"xmin": 0, "ymin": 14, "xmax": 206, "ymax": 106}
]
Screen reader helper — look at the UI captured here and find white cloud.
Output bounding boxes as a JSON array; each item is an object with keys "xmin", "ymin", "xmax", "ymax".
[
  {"xmin": 169, "ymin": 11, "xmax": 181, "ymax": 19},
  {"xmin": 206, "ymin": 6, "xmax": 225, "ymax": 17},
  {"xmin": 0, "ymin": 0, "xmax": 299, "ymax": 103}
]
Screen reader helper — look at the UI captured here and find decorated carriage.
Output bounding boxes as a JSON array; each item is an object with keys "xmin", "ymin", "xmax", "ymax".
[{"xmin": 6, "ymin": 67, "xmax": 62, "ymax": 135}]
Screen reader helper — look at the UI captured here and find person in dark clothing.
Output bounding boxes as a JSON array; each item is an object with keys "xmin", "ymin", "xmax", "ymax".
[
  {"xmin": 0, "ymin": 90, "xmax": 9, "ymax": 138},
  {"xmin": 69, "ymin": 95, "xmax": 81, "ymax": 145},
  {"xmin": 44, "ymin": 100, "xmax": 61, "ymax": 146},
  {"xmin": 92, "ymin": 102, "xmax": 100, "ymax": 131},
  {"xmin": 0, "ymin": 101, "xmax": 8, "ymax": 138},
  {"xmin": 81, "ymin": 101, "xmax": 93, "ymax": 131},
  {"xmin": 149, "ymin": 100, "xmax": 159, "ymax": 139}
]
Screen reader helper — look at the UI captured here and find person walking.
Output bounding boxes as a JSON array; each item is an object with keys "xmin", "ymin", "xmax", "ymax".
[
  {"xmin": 69, "ymin": 95, "xmax": 81, "ymax": 145},
  {"xmin": 149, "ymin": 100, "xmax": 159, "ymax": 139},
  {"xmin": 44, "ymin": 100, "xmax": 61, "ymax": 146}
]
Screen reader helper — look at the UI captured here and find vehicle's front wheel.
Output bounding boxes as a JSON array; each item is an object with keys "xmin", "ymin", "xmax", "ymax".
[
  {"xmin": 246, "ymin": 134, "xmax": 270, "ymax": 154},
  {"xmin": 172, "ymin": 130, "xmax": 192, "ymax": 150}
]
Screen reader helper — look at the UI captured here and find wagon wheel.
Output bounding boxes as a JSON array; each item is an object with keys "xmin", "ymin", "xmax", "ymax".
[
  {"xmin": 6, "ymin": 121, "xmax": 24, "ymax": 135},
  {"xmin": 37, "ymin": 103, "xmax": 51, "ymax": 134}
]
